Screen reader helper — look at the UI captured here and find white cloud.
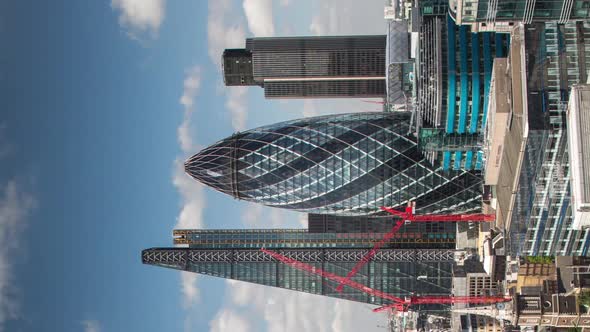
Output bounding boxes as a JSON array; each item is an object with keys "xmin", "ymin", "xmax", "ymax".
[
  {"xmin": 207, "ymin": 0, "xmax": 250, "ymax": 131},
  {"xmin": 173, "ymin": 160, "xmax": 205, "ymax": 231},
  {"xmin": 178, "ymin": 66, "xmax": 202, "ymax": 152},
  {"xmin": 241, "ymin": 203, "xmax": 301, "ymax": 229},
  {"xmin": 240, "ymin": 204, "xmax": 265, "ymax": 229},
  {"xmin": 172, "ymin": 153, "xmax": 204, "ymax": 309},
  {"xmin": 242, "ymin": 0, "xmax": 275, "ymax": 37},
  {"xmin": 309, "ymin": 8, "xmax": 335, "ymax": 36},
  {"xmin": 302, "ymin": 100, "xmax": 318, "ymax": 118},
  {"xmin": 81, "ymin": 320, "xmax": 101, "ymax": 332},
  {"xmin": 302, "ymin": 99, "xmax": 383, "ymax": 116},
  {"xmin": 180, "ymin": 272, "xmax": 200, "ymax": 308},
  {"xmin": 309, "ymin": 0, "xmax": 385, "ymax": 36},
  {"xmin": 0, "ymin": 180, "xmax": 35, "ymax": 332},
  {"xmin": 225, "ymin": 87, "xmax": 248, "ymax": 132},
  {"xmin": 209, "ymin": 309, "xmax": 252, "ymax": 332},
  {"xmin": 222, "ymin": 281, "xmax": 382, "ymax": 332},
  {"xmin": 172, "ymin": 160, "xmax": 204, "ymax": 308},
  {"xmin": 297, "ymin": 213, "xmax": 307, "ymax": 227},
  {"xmin": 174, "ymin": 67, "xmax": 206, "ymax": 308},
  {"xmin": 207, "ymin": 0, "xmax": 246, "ymax": 67},
  {"xmin": 111, "ymin": 0, "xmax": 166, "ymax": 38},
  {"xmin": 180, "ymin": 68, "xmax": 201, "ymax": 109}
]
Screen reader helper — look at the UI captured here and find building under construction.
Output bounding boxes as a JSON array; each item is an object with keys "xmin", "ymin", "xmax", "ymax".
[
  {"xmin": 143, "ymin": 206, "xmax": 507, "ymax": 320},
  {"xmin": 144, "ymin": 224, "xmax": 455, "ymax": 311}
]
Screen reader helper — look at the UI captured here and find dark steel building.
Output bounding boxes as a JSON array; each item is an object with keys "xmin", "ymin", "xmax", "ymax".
[
  {"xmin": 307, "ymin": 214, "xmax": 456, "ymax": 249},
  {"xmin": 174, "ymin": 220, "xmax": 455, "ymax": 250},
  {"xmin": 222, "ymin": 35, "xmax": 387, "ymax": 98},
  {"xmin": 143, "ymin": 227, "xmax": 455, "ymax": 307},
  {"xmin": 185, "ymin": 112, "xmax": 483, "ymax": 216},
  {"xmin": 262, "ymin": 80, "xmax": 386, "ymax": 99}
]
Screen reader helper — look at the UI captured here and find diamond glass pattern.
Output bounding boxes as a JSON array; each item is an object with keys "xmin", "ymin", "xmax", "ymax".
[{"xmin": 185, "ymin": 112, "xmax": 482, "ymax": 215}]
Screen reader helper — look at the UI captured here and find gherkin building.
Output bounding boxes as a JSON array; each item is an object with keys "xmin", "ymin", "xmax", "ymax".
[{"xmin": 185, "ymin": 112, "xmax": 482, "ymax": 215}]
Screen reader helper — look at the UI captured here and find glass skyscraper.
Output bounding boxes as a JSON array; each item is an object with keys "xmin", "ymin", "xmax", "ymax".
[
  {"xmin": 143, "ymin": 227, "xmax": 455, "ymax": 307},
  {"xmin": 222, "ymin": 35, "xmax": 387, "ymax": 99},
  {"xmin": 174, "ymin": 222, "xmax": 456, "ymax": 250},
  {"xmin": 416, "ymin": 13, "xmax": 510, "ymax": 171},
  {"xmin": 185, "ymin": 112, "xmax": 483, "ymax": 216},
  {"xmin": 506, "ymin": 21, "xmax": 590, "ymax": 257},
  {"xmin": 450, "ymin": 0, "xmax": 590, "ymax": 26}
]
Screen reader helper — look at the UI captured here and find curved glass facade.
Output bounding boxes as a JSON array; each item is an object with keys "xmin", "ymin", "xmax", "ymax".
[{"xmin": 185, "ymin": 112, "xmax": 482, "ymax": 215}]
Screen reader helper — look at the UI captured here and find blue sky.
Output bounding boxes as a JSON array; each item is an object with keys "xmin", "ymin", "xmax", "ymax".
[{"xmin": 0, "ymin": 1, "xmax": 389, "ymax": 331}]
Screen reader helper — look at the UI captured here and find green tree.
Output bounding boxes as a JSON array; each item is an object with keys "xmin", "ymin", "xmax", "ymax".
[
  {"xmin": 525, "ymin": 256, "xmax": 554, "ymax": 264},
  {"xmin": 579, "ymin": 290, "xmax": 590, "ymax": 307}
]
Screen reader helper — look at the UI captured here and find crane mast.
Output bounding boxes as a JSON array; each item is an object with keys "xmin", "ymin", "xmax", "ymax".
[
  {"xmin": 261, "ymin": 204, "xmax": 503, "ymax": 314},
  {"xmin": 260, "ymin": 248, "xmax": 510, "ymax": 313},
  {"xmin": 260, "ymin": 248, "xmax": 404, "ymax": 304},
  {"xmin": 335, "ymin": 205, "xmax": 495, "ymax": 292},
  {"xmin": 335, "ymin": 220, "xmax": 405, "ymax": 292}
]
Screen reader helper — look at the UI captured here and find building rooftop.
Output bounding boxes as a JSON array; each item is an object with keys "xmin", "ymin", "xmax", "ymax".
[
  {"xmin": 491, "ymin": 26, "xmax": 528, "ymax": 233},
  {"xmin": 567, "ymin": 84, "xmax": 590, "ymax": 229}
]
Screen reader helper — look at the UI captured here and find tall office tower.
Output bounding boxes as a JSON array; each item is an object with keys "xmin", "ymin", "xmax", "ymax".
[
  {"xmin": 416, "ymin": 14, "xmax": 510, "ymax": 171},
  {"xmin": 185, "ymin": 112, "xmax": 482, "ymax": 216},
  {"xmin": 449, "ymin": 0, "xmax": 590, "ymax": 28},
  {"xmin": 505, "ymin": 21, "xmax": 590, "ymax": 257},
  {"xmin": 222, "ymin": 35, "xmax": 387, "ymax": 99},
  {"xmin": 143, "ymin": 229, "xmax": 455, "ymax": 308},
  {"xmin": 174, "ymin": 221, "xmax": 456, "ymax": 250},
  {"xmin": 307, "ymin": 214, "xmax": 456, "ymax": 249}
]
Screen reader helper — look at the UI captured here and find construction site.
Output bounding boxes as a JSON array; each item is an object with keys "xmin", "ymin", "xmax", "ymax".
[{"xmin": 142, "ymin": 0, "xmax": 590, "ymax": 330}]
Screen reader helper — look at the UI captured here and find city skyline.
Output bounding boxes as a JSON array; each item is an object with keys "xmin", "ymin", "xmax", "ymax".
[
  {"xmin": 108, "ymin": 1, "xmax": 590, "ymax": 330},
  {"xmin": 0, "ymin": 1, "xmax": 390, "ymax": 332},
  {"xmin": 4, "ymin": 0, "xmax": 590, "ymax": 331}
]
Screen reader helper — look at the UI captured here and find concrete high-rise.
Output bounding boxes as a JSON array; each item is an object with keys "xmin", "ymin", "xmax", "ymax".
[{"xmin": 222, "ymin": 35, "xmax": 387, "ymax": 99}]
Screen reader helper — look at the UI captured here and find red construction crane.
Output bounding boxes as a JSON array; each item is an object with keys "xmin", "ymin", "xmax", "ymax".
[
  {"xmin": 335, "ymin": 219, "xmax": 404, "ymax": 293},
  {"xmin": 260, "ymin": 248, "xmax": 404, "ymax": 305},
  {"xmin": 380, "ymin": 206, "xmax": 495, "ymax": 223},
  {"xmin": 260, "ymin": 248, "xmax": 510, "ymax": 313},
  {"xmin": 372, "ymin": 295, "xmax": 511, "ymax": 313},
  {"xmin": 334, "ymin": 205, "xmax": 495, "ymax": 292}
]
